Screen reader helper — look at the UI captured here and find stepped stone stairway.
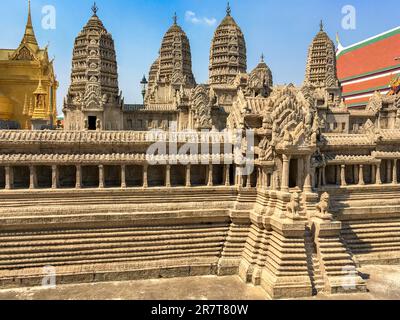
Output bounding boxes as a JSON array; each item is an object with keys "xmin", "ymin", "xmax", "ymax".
[{"xmin": 327, "ymin": 186, "xmax": 400, "ymax": 265}]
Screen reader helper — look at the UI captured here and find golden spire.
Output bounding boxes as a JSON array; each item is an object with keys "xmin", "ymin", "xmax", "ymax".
[{"xmin": 21, "ymin": 0, "xmax": 39, "ymax": 48}]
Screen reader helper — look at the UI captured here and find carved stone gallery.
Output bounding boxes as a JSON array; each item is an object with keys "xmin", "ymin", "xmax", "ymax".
[{"xmin": 0, "ymin": 2, "xmax": 400, "ymax": 299}]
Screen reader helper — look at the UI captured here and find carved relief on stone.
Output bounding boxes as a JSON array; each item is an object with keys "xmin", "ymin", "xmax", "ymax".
[
  {"xmin": 366, "ymin": 91, "xmax": 383, "ymax": 114},
  {"xmin": 190, "ymin": 85, "xmax": 212, "ymax": 130}
]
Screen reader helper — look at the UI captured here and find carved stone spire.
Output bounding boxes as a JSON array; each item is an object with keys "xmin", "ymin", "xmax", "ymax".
[
  {"xmin": 226, "ymin": 2, "xmax": 231, "ymax": 16},
  {"xmin": 304, "ymin": 21, "xmax": 339, "ymax": 89},
  {"xmin": 209, "ymin": 3, "xmax": 247, "ymax": 86},
  {"xmin": 146, "ymin": 15, "xmax": 196, "ymax": 104},
  {"xmin": 21, "ymin": 0, "xmax": 39, "ymax": 50}
]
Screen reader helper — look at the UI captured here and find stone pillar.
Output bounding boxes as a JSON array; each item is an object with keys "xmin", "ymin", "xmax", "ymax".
[
  {"xmin": 340, "ymin": 165, "xmax": 347, "ymax": 186},
  {"xmin": 393, "ymin": 160, "xmax": 398, "ymax": 184},
  {"xmin": 143, "ymin": 164, "xmax": 148, "ymax": 188},
  {"xmin": 371, "ymin": 165, "xmax": 376, "ymax": 184},
  {"xmin": 76, "ymin": 165, "xmax": 82, "ymax": 189},
  {"xmin": 387, "ymin": 160, "xmax": 392, "ymax": 184},
  {"xmin": 224, "ymin": 164, "xmax": 230, "ymax": 186},
  {"xmin": 246, "ymin": 172, "xmax": 252, "ymax": 188},
  {"xmin": 257, "ymin": 167, "xmax": 261, "ymax": 188},
  {"xmin": 186, "ymin": 164, "xmax": 191, "ymax": 187},
  {"xmin": 207, "ymin": 164, "xmax": 213, "ymax": 187},
  {"xmin": 52, "ymin": 165, "xmax": 58, "ymax": 189},
  {"xmin": 303, "ymin": 155, "xmax": 312, "ymax": 193},
  {"xmin": 281, "ymin": 154, "xmax": 290, "ymax": 192},
  {"xmin": 99, "ymin": 165, "xmax": 104, "ymax": 189},
  {"xmin": 358, "ymin": 165, "xmax": 365, "ymax": 185},
  {"xmin": 121, "ymin": 165, "xmax": 126, "ymax": 189},
  {"xmin": 5, "ymin": 166, "xmax": 12, "ymax": 190},
  {"xmin": 166, "ymin": 165, "xmax": 171, "ymax": 188},
  {"xmin": 376, "ymin": 163, "xmax": 382, "ymax": 185},
  {"xmin": 322, "ymin": 166, "xmax": 326, "ymax": 186},
  {"xmin": 29, "ymin": 165, "xmax": 36, "ymax": 189}
]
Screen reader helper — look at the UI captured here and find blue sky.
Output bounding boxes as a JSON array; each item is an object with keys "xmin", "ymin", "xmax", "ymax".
[{"xmin": 2, "ymin": 0, "xmax": 399, "ymax": 112}]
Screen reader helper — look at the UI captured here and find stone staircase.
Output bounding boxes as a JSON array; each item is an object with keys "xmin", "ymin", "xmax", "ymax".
[{"xmin": 304, "ymin": 230, "xmax": 325, "ymax": 295}]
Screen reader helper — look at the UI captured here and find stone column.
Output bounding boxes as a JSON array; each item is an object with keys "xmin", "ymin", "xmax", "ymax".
[
  {"xmin": 387, "ymin": 160, "xmax": 392, "ymax": 184},
  {"xmin": 322, "ymin": 166, "xmax": 326, "ymax": 186},
  {"xmin": 186, "ymin": 164, "xmax": 191, "ymax": 187},
  {"xmin": 393, "ymin": 159, "xmax": 398, "ymax": 184},
  {"xmin": 340, "ymin": 165, "xmax": 347, "ymax": 186},
  {"xmin": 303, "ymin": 155, "xmax": 312, "ymax": 193},
  {"xmin": 121, "ymin": 165, "xmax": 126, "ymax": 189},
  {"xmin": 76, "ymin": 165, "xmax": 82, "ymax": 189},
  {"xmin": 281, "ymin": 154, "xmax": 290, "ymax": 192},
  {"xmin": 166, "ymin": 165, "xmax": 171, "ymax": 188},
  {"xmin": 246, "ymin": 173, "xmax": 252, "ymax": 188},
  {"xmin": 358, "ymin": 165, "xmax": 365, "ymax": 185},
  {"xmin": 257, "ymin": 167, "xmax": 261, "ymax": 188},
  {"xmin": 143, "ymin": 164, "xmax": 148, "ymax": 188},
  {"xmin": 52, "ymin": 165, "xmax": 58, "ymax": 189},
  {"xmin": 5, "ymin": 166, "xmax": 12, "ymax": 190},
  {"xmin": 224, "ymin": 164, "xmax": 230, "ymax": 186},
  {"xmin": 371, "ymin": 164, "xmax": 376, "ymax": 184},
  {"xmin": 99, "ymin": 165, "xmax": 104, "ymax": 189},
  {"xmin": 207, "ymin": 164, "xmax": 213, "ymax": 187},
  {"xmin": 29, "ymin": 166, "xmax": 36, "ymax": 189},
  {"xmin": 376, "ymin": 163, "xmax": 382, "ymax": 185}
]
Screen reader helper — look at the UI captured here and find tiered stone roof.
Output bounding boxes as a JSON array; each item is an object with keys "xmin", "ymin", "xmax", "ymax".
[
  {"xmin": 304, "ymin": 21, "xmax": 339, "ymax": 88},
  {"xmin": 209, "ymin": 3, "xmax": 247, "ymax": 86},
  {"xmin": 67, "ymin": 6, "xmax": 119, "ymax": 100}
]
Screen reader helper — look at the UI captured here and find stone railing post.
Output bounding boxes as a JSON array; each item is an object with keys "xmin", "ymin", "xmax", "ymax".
[
  {"xmin": 29, "ymin": 165, "xmax": 36, "ymax": 189},
  {"xmin": 5, "ymin": 166, "xmax": 12, "ymax": 190},
  {"xmin": 76, "ymin": 165, "xmax": 82, "ymax": 189},
  {"xmin": 121, "ymin": 165, "xmax": 126, "ymax": 189},
  {"xmin": 393, "ymin": 159, "xmax": 398, "ymax": 185},
  {"xmin": 143, "ymin": 164, "xmax": 148, "ymax": 188},
  {"xmin": 99, "ymin": 165, "xmax": 104, "ymax": 188},
  {"xmin": 207, "ymin": 164, "xmax": 213, "ymax": 187},
  {"xmin": 340, "ymin": 165, "xmax": 347, "ymax": 186},
  {"xmin": 376, "ymin": 163, "xmax": 382, "ymax": 185},
  {"xmin": 303, "ymin": 155, "xmax": 312, "ymax": 192},
  {"xmin": 52, "ymin": 165, "xmax": 58, "ymax": 189},
  {"xmin": 166, "ymin": 165, "xmax": 171, "ymax": 188},
  {"xmin": 358, "ymin": 164, "xmax": 365, "ymax": 185},
  {"xmin": 186, "ymin": 164, "xmax": 191, "ymax": 187},
  {"xmin": 224, "ymin": 164, "xmax": 230, "ymax": 186},
  {"xmin": 281, "ymin": 154, "xmax": 290, "ymax": 192}
]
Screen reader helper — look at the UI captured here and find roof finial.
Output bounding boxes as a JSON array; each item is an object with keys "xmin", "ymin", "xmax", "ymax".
[
  {"xmin": 27, "ymin": 0, "xmax": 32, "ymax": 26},
  {"xmin": 173, "ymin": 12, "xmax": 177, "ymax": 25},
  {"xmin": 320, "ymin": 19, "xmax": 324, "ymax": 31},
  {"xmin": 261, "ymin": 53, "xmax": 264, "ymax": 62},
  {"xmin": 92, "ymin": 2, "xmax": 98, "ymax": 16},
  {"xmin": 226, "ymin": 2, "xmax": 231, "ymax": 16}
]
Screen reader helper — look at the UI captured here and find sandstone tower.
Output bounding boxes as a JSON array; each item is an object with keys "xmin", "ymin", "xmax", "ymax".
[
  {"xmin": 209, "ymin": 3, "xmax": 247, "ymax": 87},
  {"xmin": 304, "ymin": 21, "xmax": 341, "ymax": 105},
  {"xmin": 63, "ymin": 3, "xmax": 123, "ymax": 131},
  {"xmin": 146, "ymin": 14, "xmax": 196, "ymax": 105}
]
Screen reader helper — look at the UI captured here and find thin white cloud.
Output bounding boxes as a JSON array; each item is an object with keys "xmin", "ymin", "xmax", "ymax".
[{"xmin": 185, "ymin": 11, "xmax": 216, "ymax": 26}]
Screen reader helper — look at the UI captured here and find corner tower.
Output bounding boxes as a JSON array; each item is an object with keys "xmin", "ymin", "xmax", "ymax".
[
  {"xmin": 304, "ymin": 21, "xmax": 340, "ymax": 90},
  {"xmin": 63, "ymin": 3, "xmax": 123, "ymax": 131},
  {"xmin": 146, "ymin": 14, "xmax": 196, "ymax": 105},
  {"xmin": 209, "ymin": 3, "xmax": 247, "ymax": 86}
]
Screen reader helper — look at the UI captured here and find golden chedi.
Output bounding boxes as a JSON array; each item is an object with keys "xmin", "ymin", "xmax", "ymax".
[{"xmin": 0, "ymin": 0, "xmax": 57, "ymax": 129}]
